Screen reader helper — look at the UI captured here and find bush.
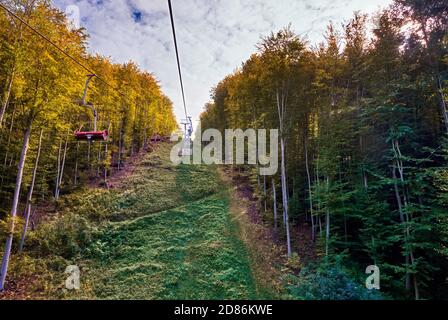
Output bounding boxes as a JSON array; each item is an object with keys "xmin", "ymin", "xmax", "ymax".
[
  {"xmin": 287, "ymin": 265, "xmax": 383, "ymax": 300},
  {"xmin": 28, "ymin": 212, "xmax": 97, "ymax": 259},
  {"xmin": 0, "ymin": 215, "xmax": 25, "ymax": 247}
]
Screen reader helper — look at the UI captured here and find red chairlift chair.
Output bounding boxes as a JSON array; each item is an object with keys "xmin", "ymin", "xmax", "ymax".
[
  {"xmin": 75, "ymin": 129, "xmax": 109, "ymax": 141},
  {"xmin": 74, "ymin": 74, "xmax": 109, "ymax": 142}
]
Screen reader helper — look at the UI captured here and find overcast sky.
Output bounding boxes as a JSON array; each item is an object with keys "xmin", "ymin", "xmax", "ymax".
[{"xmin": 52, "ymin": 0, "xmax": 393, "ymax": 124}]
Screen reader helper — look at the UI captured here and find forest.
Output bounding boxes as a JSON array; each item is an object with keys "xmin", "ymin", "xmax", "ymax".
[
  {"xmin": 0, "ymin": 0, "xmax": 447, "ymax": 301},
  {"xmin": 200, "ymin": 0, "xmax": 448, "ymax": 300},
  {"xmin": 0, "ymin": 0, "xmax": 177, "ymax": 294}
]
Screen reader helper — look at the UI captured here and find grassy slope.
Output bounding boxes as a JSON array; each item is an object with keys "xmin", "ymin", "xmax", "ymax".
[{"xmin": 60, "ymin": 143, "xmax": 259, "ymax": 299}]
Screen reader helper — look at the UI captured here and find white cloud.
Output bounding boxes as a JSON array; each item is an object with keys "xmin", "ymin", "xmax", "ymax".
[{"xmin": 52, "ymin": 0, "xmax": 393, "ymax": 125}]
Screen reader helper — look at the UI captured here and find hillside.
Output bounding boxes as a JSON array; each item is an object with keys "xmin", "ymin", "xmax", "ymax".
[{"xmin": 1, "ymin": 143, "xmax": 283, "ymax": 299}]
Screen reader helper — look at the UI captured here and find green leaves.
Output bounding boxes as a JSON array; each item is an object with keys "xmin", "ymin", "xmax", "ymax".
[
  {"xmin": 200, "ymin": 1, "xmax": 448, "ymax": 299},
  {"xmin": 387, "ymin": 126, "xmax": 413, "ymax": 142}
]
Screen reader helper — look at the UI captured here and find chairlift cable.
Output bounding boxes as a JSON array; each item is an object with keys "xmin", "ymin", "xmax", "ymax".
[
  {"xmin": 167, "ymin": 0, "xmax": 189, "ymax": 121},
  {"xmin": 0, "ymin": 3, "xmax": 127, "ymax": 99}
]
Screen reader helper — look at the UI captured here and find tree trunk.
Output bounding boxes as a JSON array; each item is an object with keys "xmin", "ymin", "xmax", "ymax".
[
  {"xmin": 132, "ymin": 105, "xmax": 138, "ymax": 156},
  {"xmin": 104, "ymin": 141, "xmax": 109, "ymax": 187},
  {"xmin": 437, "ymin": 71, "xmax": 448, "ymax": 134},
  {"xmin": 315, "ymin": 169, "xmax": 323, "ymax": 238},
  {"xmin": 363, "ymin": 171, "xmax": 368, "ymax": 190},
  {"xmin": 275, "ymin": 84, "xmax": 292, "ymax": 257},
  {"xmin": 263, "ymin": 175, "xmax": 267, "ymax": 212},
  {"xmin": 280, "ymin": 137, "xmax": 292, "ymax": 257},
  {"xmin": 392, "ymin": 164, "xmax": 411, "ymax": 289},
  {"xmin": 58, "ymin": 135, "xmax": 68, "ymax": 197},
  {"xmin": 74, "ymin": 142, "xmax": 79, "ymax": 186},
  {"xmin": 0, "ymin": 70, "xmax": 14, "ymax": 128},
  {"xmin": 304, "ymin": 138, "xmax": 315, "ymax": 241},
  {"xmin": 391, "ymin": 139, "xmax": 419, "ymax": 299},
  {"xmin": 56, "ymin": 135, "xmax": 68, "ymax": 200},
  {"xmin": 272, "ymin": 178, "xmax": 277, "ymax": 231},
  {"xmin": 19, "ymin": 129, "xmax": 43, "ymax": 252},
  {"xmin": 370, "ymin": 235, "xmax": 378, "ymax": 265},
  {"xmin": 97, "ymin": 142, "xmax": 102, "ymax": 177},
  {"xmin": 118, "ymin": 130, "xmax": 123, "ymax": 170},
  {"xmin": 325, "ymin": 208, "xmax": 330, "ymax": 256},
  {"xmin": 19, "ymin": 205, "xmax": 34, "ymax": 253},
  {"xmin": 338, "ymin": 165, "xmax": 348, "ymax": 243},
  {"xmin": 437, "ymin": 70, "xmax": 448, "ymax": 134},
  {"xmin": 55, "ymin": 139, "xmax": 62, "ymax": 198},
  {"xmin": 319, "ymin": 216, "xmax": 323, "ymax": 237},
  {"xmin": 325, "ymin": 177, "xmax": 330, "ymax": 257},
  {"xmin": 87, "ymin": 141, "xmax": 91, "ymax": 170},
  {"xmin": 2, "ymin": 103, "xmax": 17, "ymax": 169},
  {"xmin": 0, "ymin": 122, "xmax": 32, "ymax": 291}
]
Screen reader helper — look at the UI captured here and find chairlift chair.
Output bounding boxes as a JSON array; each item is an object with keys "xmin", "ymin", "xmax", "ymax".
[
  {"xmin": 74, "ymin": 74, "xmax": 109, "ymax": 142},
  {"xmin": 75, "ymin": 130, "xmax": 109, "ymax": 141}
]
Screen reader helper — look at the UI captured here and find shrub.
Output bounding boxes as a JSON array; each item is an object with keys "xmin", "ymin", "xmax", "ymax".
[
  {"xmin": 0, "ymin": 215, "xmax": 25, "ymax": 247},
  {"xmin": 287, "ymin": 264, "xmax": 383, "ymax": 300},
  {"xmin": 28, "ymin": 212, "xmax": 97, "ymax": 259}
]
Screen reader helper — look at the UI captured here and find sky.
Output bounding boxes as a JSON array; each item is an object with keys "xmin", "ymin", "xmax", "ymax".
[{"xmin": 52, "ymin": 0, "xmax": 393, "ymax": 125}]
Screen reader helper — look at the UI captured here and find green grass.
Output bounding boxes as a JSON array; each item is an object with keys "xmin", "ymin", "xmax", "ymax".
[
  {"xmin": 38, "ymin": 143, "xmax": 259, "ymax": 299},
  {"xmin": 72, "ymin": 194, "xmax": 257, "ymax": 299}
]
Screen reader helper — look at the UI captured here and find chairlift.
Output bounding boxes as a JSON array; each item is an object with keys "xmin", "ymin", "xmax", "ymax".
[
  {"xmin": 181, "ymin": 116, "xmax": 193, "ymax": 138},
  {"xmin": 74, "ymin": 74, "xmax": 109, "ymax": 142}
]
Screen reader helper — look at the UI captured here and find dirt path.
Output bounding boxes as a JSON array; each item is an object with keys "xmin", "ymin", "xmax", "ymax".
[
  {"xmin": 219, "ymin": 167, "xmax": 286, "ymax": 298},
  {"xmin": 220, "ymin": 166, "xmax": 317, "ymax": 286}
]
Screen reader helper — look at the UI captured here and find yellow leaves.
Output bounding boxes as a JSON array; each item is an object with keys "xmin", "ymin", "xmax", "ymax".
[
  {"xmin": 0, "ymin": 215, "xmax": 25, "ymax": 240},
  {"xmin": 0, "ymin": 1, "xmax": 177, "ymax": 139}
]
